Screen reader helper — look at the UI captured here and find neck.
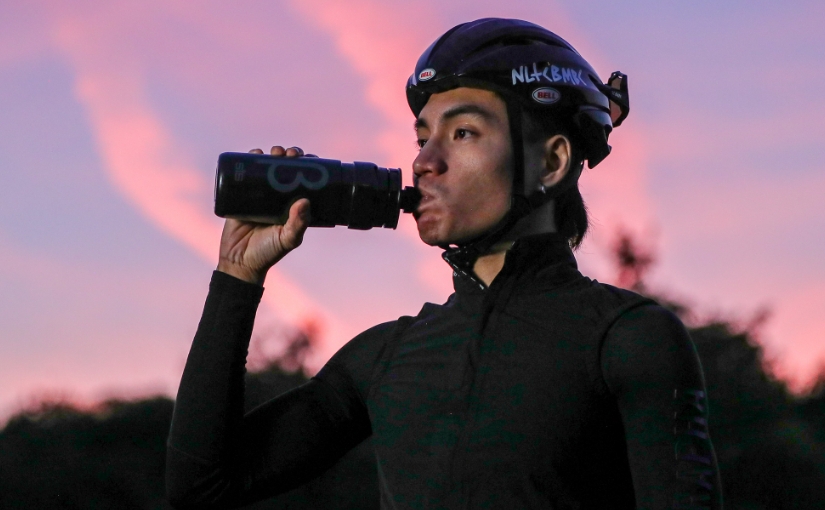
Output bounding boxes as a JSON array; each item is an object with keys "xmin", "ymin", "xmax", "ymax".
[
  {"xmin": 471, "ymin": 200, "xmax": 557, "ymax": 286},
  {"xmin": 503, "ymin": 199, "xmax": 556, "ymax": 241},
  {"xmin": 472, "ymin": 244, "xmax": 510, "ymax": 287}
]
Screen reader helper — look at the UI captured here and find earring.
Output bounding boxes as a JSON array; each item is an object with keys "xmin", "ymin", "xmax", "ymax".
[{"xmin": 539, "ymin": 184, "xmax": 547, "ymax": 194}]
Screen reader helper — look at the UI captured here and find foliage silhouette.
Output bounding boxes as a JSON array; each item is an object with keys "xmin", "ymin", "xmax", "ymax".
[
  {"xmin": 0, "ymin": 397, "xmax": 174, "ymax": 509},
  {"xmin": 610, "ymin": 229, "xmax": 825, "ymax": 509}
]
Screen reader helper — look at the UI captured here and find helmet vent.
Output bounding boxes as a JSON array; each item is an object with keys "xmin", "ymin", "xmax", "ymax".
[{"xmin": 468, "ymin": 35, "xmax": 567, "ymax": 58}]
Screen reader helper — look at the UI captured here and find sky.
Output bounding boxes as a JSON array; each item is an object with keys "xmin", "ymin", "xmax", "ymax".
[{"xmin": 0, "ymin": 0, "xmax": 823, "ymax": 422}]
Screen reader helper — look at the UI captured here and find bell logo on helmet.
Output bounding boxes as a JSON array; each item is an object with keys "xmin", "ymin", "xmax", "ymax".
[
  {"xmin": 532, "ymin": 87, "xmax": 561, "ymax": 104},
  {"xmin": 418, "ymin": 68, "xmax": 436, "ymax": 81}
]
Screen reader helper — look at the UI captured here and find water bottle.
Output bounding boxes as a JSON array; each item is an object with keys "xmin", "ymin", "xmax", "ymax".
[{"xmin": 214, "ymin": 152, "xmax": 420, "ymax": 229}]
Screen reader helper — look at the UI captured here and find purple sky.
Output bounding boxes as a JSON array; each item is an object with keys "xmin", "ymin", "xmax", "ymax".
[{"xmin": 1, "ymin": 0, "xmax": 823, "ymax": 421}]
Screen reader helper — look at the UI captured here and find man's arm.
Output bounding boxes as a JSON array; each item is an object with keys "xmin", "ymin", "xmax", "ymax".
[
  {"xmin": 602, "ymin": 304, "xmax": 723, "ymax": 510},
  {"xmin": 166, "ymin": 271, "xmax": 371, "ymax": 508},
  {"xmin": 166, "ymin": 145, "xmax": 370, "ymax": 507}
]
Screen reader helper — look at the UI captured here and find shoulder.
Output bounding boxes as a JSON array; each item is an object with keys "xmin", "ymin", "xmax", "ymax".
[
  {"xmin": 314, "ymin": 306, "xmax": 429, "ymax": 397},
  {"xmin": 323, "ymin": 294, "xmax": 456, "ymax": 370},
  {"xmin": 312, "ymin": 319, "xmax": 401, "ymax": 408},
  {"xmin": 601, "ymin": 303, "xmax": 705, "ymax": 396},
  {"xmin": 608, "ymin": 302, "xmax": 688, "ymax": 343},
  {"xmin": 321, "ymin": 319, "xmax": 403, "ymax": 372}
]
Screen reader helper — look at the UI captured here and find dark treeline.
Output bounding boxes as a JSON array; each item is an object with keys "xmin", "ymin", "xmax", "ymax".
[{"xmin": 2, "ymin": 234, "xmax": 824, "ymax": 509}]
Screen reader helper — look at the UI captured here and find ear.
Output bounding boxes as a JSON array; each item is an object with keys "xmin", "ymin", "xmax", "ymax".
[{"xmin": 540, "ymin": 134, "xmax": 573, "ymax": 189}]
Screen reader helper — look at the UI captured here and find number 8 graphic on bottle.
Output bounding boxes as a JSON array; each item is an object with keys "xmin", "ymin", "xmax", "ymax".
[{"xmin": 263, "ymin": 158, "xmax": 330, "ymax": 192}]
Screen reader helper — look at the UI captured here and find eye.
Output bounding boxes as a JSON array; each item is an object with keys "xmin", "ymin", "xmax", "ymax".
[
  {"xmin": 455, "ymin": 128, "xmax": 473, "ymax": 139},
  {"xmin": 415, "ymin": 138, "xmax": 427, "ymax": 149}
]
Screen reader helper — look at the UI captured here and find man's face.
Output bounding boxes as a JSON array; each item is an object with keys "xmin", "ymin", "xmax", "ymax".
[{"xmin": 412, "ymin": 87, "xmax": 513, "ymax": 246}]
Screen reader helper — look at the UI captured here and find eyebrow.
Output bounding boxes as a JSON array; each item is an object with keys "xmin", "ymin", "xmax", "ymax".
[{"xmin": 414, "ymin": 103, "xmax": 497, "ymax": 131}]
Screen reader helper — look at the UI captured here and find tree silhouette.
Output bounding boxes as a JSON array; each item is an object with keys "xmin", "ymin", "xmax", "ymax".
[
  {"xmin": 0, "ymin": 397, "xmax": 174, "ymax": 509},
  {"xmin": 612, "ymin": 229, "xmax": 825, "ymax": 509},
  {"xmin": 611, "ymin": 227, "xmax": 656, "ymax": 292},
  {"xmin": 0, "ymin": 326, "xmax": 377, "ymax": 510}
]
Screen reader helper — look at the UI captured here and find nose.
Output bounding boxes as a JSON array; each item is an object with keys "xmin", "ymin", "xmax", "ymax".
[{"xmin": 413, "ymin": 141, "xmax": 447, "ymax": 183}]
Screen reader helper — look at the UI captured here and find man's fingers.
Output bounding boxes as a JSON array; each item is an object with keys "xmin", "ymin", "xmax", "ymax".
[
  {"xmin": 249, "ymin": 148, "xmax": 264, "ymax": 154},
  {"xmin": 280, "ymin": 199, "xmax": 311, "ymax": 250},
  {"xmin": 268, "ymin": 146, "xmax": 307, "ymax": 157}
]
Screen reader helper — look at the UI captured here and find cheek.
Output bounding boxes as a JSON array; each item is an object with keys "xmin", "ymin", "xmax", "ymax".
[{"xmin": 455, "ymin": 169, "xmax": 511, "ymax": 224}]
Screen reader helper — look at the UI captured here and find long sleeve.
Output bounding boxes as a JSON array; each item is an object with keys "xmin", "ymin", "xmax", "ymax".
[
  {"xmin": 602, "ymin": 304, "xmax": 723, "ymax": 510},
  {"xmin": 165, "ymin": 271, "xmax": 371, "ymax": 508}
]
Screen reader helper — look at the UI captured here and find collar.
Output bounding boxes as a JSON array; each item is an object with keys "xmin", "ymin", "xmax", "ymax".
[{"xmin": 444, "ymin": 232, "xmax": 578, "ymax": 294}]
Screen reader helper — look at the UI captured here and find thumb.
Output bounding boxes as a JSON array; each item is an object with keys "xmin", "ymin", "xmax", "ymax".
[{"xmin": 280, "ymin": 199, "xmax": 311, "ymax": 250}]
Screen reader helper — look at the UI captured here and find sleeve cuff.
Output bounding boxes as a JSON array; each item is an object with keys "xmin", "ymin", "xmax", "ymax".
[{"xmin": 210, "ymin": 270, "xmax": 266, "ymax": 302}]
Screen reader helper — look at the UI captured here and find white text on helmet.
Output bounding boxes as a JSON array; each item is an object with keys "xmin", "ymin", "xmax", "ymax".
[{"xmin": 511, "ymin": 63, "xmax": 586, "ymax": 87}]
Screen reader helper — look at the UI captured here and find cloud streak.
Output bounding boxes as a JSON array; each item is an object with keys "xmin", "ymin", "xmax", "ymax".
[
  {"xmin": 1, "ymin": 0, "xmax": 819, "ymax": 404},
  {"xmin": 288, "ymin": 0, "xmax": 656, "ymax": 286},
  {"xmin": 48, "ymin": 4, "xmax": 359, "ymax": 358}
]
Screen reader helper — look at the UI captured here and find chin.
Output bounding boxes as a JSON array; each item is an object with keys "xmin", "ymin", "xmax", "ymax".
[
  {"xmin": 416, "ymin": 224, "xmax": 482, "ymax": 248},
  {"xmin": 416, "ymin": 227, "xmax": 444, "ymax": 247},
  {"xmin": 415, "ymin": 213, "xmax": 492, "ymax": 247},
  {"xmin": 415, "ymin": 216, "xmax": 448, "ymax": 246}
]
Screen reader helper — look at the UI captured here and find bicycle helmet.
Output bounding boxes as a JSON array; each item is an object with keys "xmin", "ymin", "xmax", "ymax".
[{"xmin": 406, "ymin": 18, "xmax": 628, "ymax": 263}]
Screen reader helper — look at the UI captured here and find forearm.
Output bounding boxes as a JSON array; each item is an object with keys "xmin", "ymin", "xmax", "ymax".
[
  {"xmin": 167, "ymin": 378, "xmax": 370, "ymax": 508},
  {"xmin": 166, "ymin": 270, "xmax": 263, "ymax": 507},
  {"xmin": 166, "ymin": 271, "xmax": 372, "ymax": 508},
  {"xmin": 169, "ymin": 271, "xmax": 261, "ymax": 455},
  {"xmin": 602, "ymin": 304, "xmax": 723, "ymax": 509}
]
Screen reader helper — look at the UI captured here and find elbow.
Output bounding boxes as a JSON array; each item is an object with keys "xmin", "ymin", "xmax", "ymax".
[
  {"xmin": 165, "ymin": 476, "xmax": 232, "ymax": 510},
  {"xmin": 165, "ymin": 490, "xmax": 195, "ymax": 510},
  {"xmin": 165, "ymin": 472, "xmax": 212, "ymax": 510},
  {"xmin": 165, "ymin": 445, "xmax": 236, "ymax": 509}
]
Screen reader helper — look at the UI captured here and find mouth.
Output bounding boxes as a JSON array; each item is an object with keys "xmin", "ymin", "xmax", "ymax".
[
  {"xmin": 412, "ymin": 188, "xmax": 436, "ymax": 218},
  {"xmin": 399, "ymin": 186, "xmax": 423, "ymax": 213}
]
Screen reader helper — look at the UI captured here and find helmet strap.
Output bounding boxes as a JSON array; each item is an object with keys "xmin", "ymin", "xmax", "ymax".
[{"xmin": 507, "ymin": 100, "xmax": 526, "ymax": 205}]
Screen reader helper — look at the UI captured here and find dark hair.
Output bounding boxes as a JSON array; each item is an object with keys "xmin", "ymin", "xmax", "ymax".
[{"xmin": 522, "ymin": 109, "xmax": 590, "ymax": 248}]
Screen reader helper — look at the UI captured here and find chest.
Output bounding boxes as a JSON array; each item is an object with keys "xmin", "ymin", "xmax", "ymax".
[{"xmin": 366, "ymin": 301, "xmax": 613, "ymax": 463}]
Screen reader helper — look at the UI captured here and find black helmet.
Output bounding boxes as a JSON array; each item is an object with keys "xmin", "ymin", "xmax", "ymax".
[
  {"xmin": 407, "ymin": 18, "xmax": 629, "ymax": 269},
  {"xmin": 406, "ymin": 18, "xmax": 628, "ymax": 169}
]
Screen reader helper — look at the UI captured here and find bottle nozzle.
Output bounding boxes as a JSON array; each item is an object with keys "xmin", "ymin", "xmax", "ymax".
[{"xmin": 399, "ymin": 187, "xmax": 421, "ymax": 213}]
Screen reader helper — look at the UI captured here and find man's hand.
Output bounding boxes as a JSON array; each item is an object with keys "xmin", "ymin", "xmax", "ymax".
[{"xmin": 216, "ymin": 146, "xmax": 311, "ymax": 285}]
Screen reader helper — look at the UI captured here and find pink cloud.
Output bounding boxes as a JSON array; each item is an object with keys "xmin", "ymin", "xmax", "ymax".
[
  {"xmin": 17, "ymin": 0, "xmax": 815, "ymax": 398},
  {"xmin": 0, "ymin": 4, "xmax": 51, "ymax": 66},
  {"xmin": 47, "ymin": 6, "xmax": 360, "ymax": 357},
  {"xmin": 288, "ymin": 0, "xmax": 437, "ymax": 170},
  {"xmin": 287, "ymin": 0, "xmax": 459, "ymax": 304},
  {"xmin": 0, "ymin": 231, "xmax": 194, "ymax": 424},
  {"xmin": 289, "ymin": 0, "xmax": 656, "ymax": 291}
]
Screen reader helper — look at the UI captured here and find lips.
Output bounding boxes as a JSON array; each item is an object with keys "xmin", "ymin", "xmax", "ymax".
[{"xmin": 413, "ymin": 188, "xmax": 436, "ymax": 217}]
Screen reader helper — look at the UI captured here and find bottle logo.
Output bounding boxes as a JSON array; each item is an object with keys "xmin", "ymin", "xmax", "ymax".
[
  {"xmin": 531, "ymin": 87, "xmax": 561, "ymax": 104},
  {"xmin": 233, "ymin": 162, "xmax": 246, "ymax": 181},
  {"xmin": 264, "ymin": 160, "xmax": 329, "ymax": 192}
]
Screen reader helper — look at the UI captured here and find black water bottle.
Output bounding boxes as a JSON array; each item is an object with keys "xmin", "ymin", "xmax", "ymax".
[{"xmin": 214, "ymin": 152, "xmax": 420, "ymax": 229}]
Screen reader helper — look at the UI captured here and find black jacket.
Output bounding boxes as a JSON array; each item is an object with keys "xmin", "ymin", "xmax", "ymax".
[{"xmin": 167, "ymin": 233, "xmax": 722, "ymax": 509}]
